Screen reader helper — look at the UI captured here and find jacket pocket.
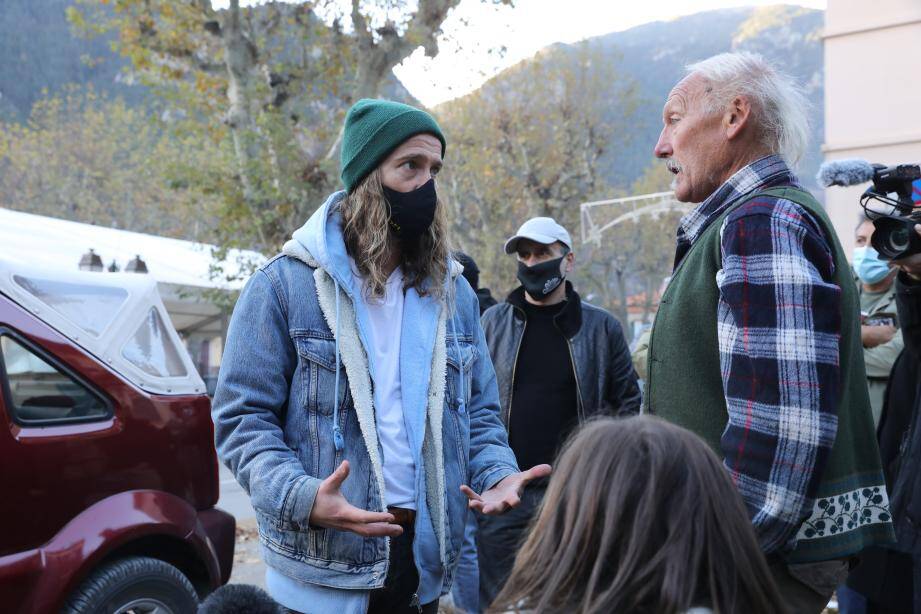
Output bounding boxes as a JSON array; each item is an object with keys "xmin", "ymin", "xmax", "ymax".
[
  {"xmin": 293, "ymin": 331, "xmax": 351, "ymax": 417},
  {"xmin": 257, "ymin": 508, "xmax": 330, "ymax": 561},
  {"xmin": 445, "ymin": 335, "xmax": 476, "ymax": 487},
  {"xmin": 446, "ymin": 334, "xmax": 476, "ymax": 410}
]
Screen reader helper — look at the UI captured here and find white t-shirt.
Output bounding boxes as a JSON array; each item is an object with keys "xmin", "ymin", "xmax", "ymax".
[{"xmin": 357, "ymin": 264, "xmax": 416, "ymax": 509}]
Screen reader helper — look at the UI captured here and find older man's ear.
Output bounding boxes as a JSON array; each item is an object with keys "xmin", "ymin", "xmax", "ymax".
[{"xmin": 724, "ymin": 95, "xmax": 753, "ymax": 140}]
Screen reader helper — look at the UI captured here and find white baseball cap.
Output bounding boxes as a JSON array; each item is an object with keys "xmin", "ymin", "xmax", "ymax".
[{"xmin": 504, "ymin": 217, "xmax": 572, "ymax": 254}]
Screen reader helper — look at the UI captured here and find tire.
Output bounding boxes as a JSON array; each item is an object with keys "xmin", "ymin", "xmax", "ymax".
[{"xmin": 62, "ymin": 556, "xmax": 199, "ymax": 614}]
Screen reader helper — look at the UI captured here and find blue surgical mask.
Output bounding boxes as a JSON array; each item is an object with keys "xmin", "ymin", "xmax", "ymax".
[{"xmin": 853, "ymin": 245, "xmax": 893, "ymax": 284}]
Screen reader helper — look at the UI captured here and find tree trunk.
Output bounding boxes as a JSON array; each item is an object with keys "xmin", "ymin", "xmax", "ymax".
[
  {"xmin": 643, "ymin": 273, "xmax": 655, "ymax": 323},
  {"xmin": 612, "ymin": 266, "xmax": 629, "ymax": 332},
  {"xmin": 222, "ymin": 0, "xmax": 260, "ymax": 204}
]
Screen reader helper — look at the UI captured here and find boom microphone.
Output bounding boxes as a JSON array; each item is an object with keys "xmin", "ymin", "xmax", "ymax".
[
  {"xmin": 817, "ymin": 158, "xmax": 876, "ymax": 187},
  {"xmin": 198, "ymin": 584, "xmax": 284, "ymax": 614}
]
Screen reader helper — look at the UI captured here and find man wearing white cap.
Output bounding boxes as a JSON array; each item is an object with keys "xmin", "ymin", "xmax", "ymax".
[{"xmin": 475, "ymin": 216, "xmax": 641, "ymax": 607}]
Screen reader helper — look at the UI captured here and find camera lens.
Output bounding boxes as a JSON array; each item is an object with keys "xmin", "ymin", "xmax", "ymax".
[
  {"xmin": 872, "ymin": 216, "xmax": 913, "ymax": 259},
  {"xmin": 887, "ymin": 227, "xmax": 911, "ymax": 253}
]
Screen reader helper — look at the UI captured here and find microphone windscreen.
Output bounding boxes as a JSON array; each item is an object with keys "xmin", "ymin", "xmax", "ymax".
[
  {"xmin": 816, "ymin": 158, "xmax": 876, "ymax": 187},
  {"xmin": 198, "ymin": 584, "xmax": 284, "ymax": 614}
]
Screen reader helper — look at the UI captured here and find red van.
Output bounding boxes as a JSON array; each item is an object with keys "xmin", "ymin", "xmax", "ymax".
[{"xmin": 0, "ymin": 260, "xmax": 234, "ymax": 613}]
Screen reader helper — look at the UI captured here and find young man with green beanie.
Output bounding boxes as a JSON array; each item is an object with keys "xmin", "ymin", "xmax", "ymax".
[
  {"xmin": 649, "ymin": 53, "xmax": 893, "ymax": 613},
  {"xmin": 212, "ymin": 98, "xmax": 550, "ymax": 614}
]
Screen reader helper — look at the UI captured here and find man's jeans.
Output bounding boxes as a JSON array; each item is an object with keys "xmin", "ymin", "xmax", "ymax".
[
  {"xmin": 367, "ymin": 520, "xmax": 438, "ymax": 614},
  {"xmin": 280, "ymin": 520, "xmax": 438, "ymax": 614},
  {"xmin": 451, "ymin": 512, "xmax": 480, "ymax": 613},
  {"xmin": 475, "ymin": 484, "xmax": 546, "ymax": 609},
  {"xmin": 837, "ymin": 583, "xmax": 868, "ymax": 613}
]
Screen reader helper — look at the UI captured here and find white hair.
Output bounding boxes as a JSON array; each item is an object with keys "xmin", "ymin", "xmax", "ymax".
[{"xmin": 686, "ymin": 52, "xmax": 810, "ymax": 166}]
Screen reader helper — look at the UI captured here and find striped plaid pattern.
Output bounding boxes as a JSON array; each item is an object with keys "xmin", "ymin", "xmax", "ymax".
[{"xmin": 674, "ymin": 155, "xmax": 841, "ymax": 554}]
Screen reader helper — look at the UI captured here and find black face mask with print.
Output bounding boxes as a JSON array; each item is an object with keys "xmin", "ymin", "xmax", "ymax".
[
  {"xmin": 517, "ymin": 257, "xmax": 565, "ymax": 300},
  {"xmin": 383, "ymin": 178, "xmax": 437, "ymax": 246}
]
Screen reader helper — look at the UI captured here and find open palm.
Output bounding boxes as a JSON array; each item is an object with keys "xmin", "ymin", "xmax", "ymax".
[{"xmin": 460, "ymin": 464, "xmax": 552, "ymax": 514}]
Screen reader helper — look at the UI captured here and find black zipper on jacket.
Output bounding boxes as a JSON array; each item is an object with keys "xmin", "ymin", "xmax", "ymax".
[{"xmin": 566, "ymin": 338, "xmax": 585, "ymax": 422}]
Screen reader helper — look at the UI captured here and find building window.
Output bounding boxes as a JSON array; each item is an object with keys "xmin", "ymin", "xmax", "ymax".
[{"xmin": 0, "ymin": 334, "xmax": 110, "ymax": 425}]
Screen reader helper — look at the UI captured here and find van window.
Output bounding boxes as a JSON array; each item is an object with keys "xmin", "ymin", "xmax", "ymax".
[
  {"xmin": 122, "ymin": 308, "xmax": 188, "ymax": 378},
  {"xmin": 0, "ymin": 336, "xmax": 110, "ymax": 424},
  {"xmin": 13, "ymin": 275, "xmax": 128, "ymax": 337}
]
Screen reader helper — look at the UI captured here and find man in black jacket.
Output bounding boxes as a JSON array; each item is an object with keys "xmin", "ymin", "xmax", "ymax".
[
  {"xmin": 846, "ymin": 223, "xmax": 921, "ymax": 613},
  {"xmin": 454, "ymin": 251, "xmax": 498, "ymax": 315},
  {"xmin": 475, "ymin": 216, "xmax": 641, "ymax": 608}
]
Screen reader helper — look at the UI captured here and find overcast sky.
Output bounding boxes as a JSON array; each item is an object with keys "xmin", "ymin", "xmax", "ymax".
[{"xmin": 213, "ymin": 1, "xmax": 827, "ymax": 106}]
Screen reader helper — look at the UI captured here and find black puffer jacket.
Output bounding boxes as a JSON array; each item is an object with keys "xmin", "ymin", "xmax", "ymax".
[
  {"xmin": 883, "ymin": 273, "xmax": 921, "ymax": 548},
  {"xmin": 847, "ymin": 273, "xmax": 921, "ymax": 610},
  {"xmin": 480, "ymin": 282, "xmax": 642, "ymax": 423}
]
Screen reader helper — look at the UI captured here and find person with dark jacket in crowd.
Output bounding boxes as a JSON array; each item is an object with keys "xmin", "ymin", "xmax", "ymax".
[
  {"xmin": 455, "ymin": 251, "xmax": 498, "ymax": 315},
  {"xmin": 845, "ymin": 223, "xmax": 921, "ymax": 614},
  {"xmin": 476, "ymin": 216, "xmax": 642, "ymax": 607}
]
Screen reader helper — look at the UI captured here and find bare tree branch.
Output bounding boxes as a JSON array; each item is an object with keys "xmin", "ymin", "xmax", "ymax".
[
  {"xmin": 350, "ymin": 0, "xmax": 461, "ymax": 100},
  {"xmin": 222, "ymin": 0, "xmax": 261, "ymax": 202}
]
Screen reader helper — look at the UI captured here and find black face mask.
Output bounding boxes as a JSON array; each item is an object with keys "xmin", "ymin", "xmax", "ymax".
[
  {"xmin": 517, "ymin": 256, "xmax": 565, "ymax": 300},
  {"xmin": 383, "ymin": 178, "xmax": 437, "ymax": 246}
]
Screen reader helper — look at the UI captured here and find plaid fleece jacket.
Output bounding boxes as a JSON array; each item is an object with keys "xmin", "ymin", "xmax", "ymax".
[{"xmin": 674, "ymin": 154, "xmax": 840, "ymax": 554}]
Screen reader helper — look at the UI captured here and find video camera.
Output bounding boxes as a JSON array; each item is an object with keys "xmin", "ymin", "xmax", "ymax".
[{"xmin": 818, "ymin": 159, "xmax": 921, "ymax": 259}]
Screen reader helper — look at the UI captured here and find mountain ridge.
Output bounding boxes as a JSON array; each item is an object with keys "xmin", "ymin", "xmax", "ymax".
[
  {"xmin": 2, "ymin": 3, "xmax": 825, "ymax": 193},
  {"xmin": 437, "ymin": 4, "xmax": 824, "ymax": 191}
]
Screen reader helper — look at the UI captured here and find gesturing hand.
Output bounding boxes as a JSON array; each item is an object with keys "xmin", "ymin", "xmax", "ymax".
[
  {"xmin": 460, "ymin": 464, "xmax": 552, "ymax": 515},
  {"xmin": 308, "ymin": 461, "xmax": 403, "ymax": 537}
]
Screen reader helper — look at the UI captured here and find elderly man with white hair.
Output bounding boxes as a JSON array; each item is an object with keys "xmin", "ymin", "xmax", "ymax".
[{"xmin": 645, "ymin": 52, "xmax": 894, "ymax": 612}]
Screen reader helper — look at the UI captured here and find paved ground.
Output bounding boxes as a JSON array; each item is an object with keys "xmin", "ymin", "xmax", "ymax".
[
  {"xmin": 218, "ymin": 464, "xmax": 256, "ymax": 522},
  {"xmin": 217, "ymin": 465, "xmax": 267, "ymax": 588},
  {"xmin": 229, "ymin": 518, "xmax": 266, "ymax": 587}
]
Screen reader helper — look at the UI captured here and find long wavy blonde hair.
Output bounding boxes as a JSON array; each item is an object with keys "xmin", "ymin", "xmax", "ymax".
[{"xmin": 340, "ymin": 169, "xmax": 451, "ymax": 299}]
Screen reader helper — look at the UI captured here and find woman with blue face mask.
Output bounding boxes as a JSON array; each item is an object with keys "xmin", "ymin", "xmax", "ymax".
[
  {"xmin": 854, "ymin": 243, "xmax": 896, "ymax": 286},
  {"xmin": 853, "ymin": 218, "xmax": 902, "ymax": 426}
]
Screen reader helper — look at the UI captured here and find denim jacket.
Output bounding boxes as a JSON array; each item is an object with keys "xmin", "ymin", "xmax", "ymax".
[{"xmin": 212, "ymin": 192, "xmax": 519, "ymax": 603}]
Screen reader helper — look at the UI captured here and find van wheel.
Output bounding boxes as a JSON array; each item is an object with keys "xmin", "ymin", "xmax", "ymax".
[{"xmin": 62, "ymin": 556, "xmax": 199, "ymax": 614}]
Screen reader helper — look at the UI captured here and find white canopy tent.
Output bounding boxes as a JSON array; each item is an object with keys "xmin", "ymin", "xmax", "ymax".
[{"xmin": 0, "ymin": 208, "xmax": 265, "ymax": 392}]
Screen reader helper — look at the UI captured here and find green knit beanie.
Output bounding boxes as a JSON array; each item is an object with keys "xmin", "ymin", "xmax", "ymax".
[{"xmin": 339, "ymin": 98, "xmax": 446, "ymax": 193}]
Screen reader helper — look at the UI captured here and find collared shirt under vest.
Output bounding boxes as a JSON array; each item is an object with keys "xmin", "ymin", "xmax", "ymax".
[{"xmin": 645, "ymin": 154, "xmax": 894, "ymax": 563}]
